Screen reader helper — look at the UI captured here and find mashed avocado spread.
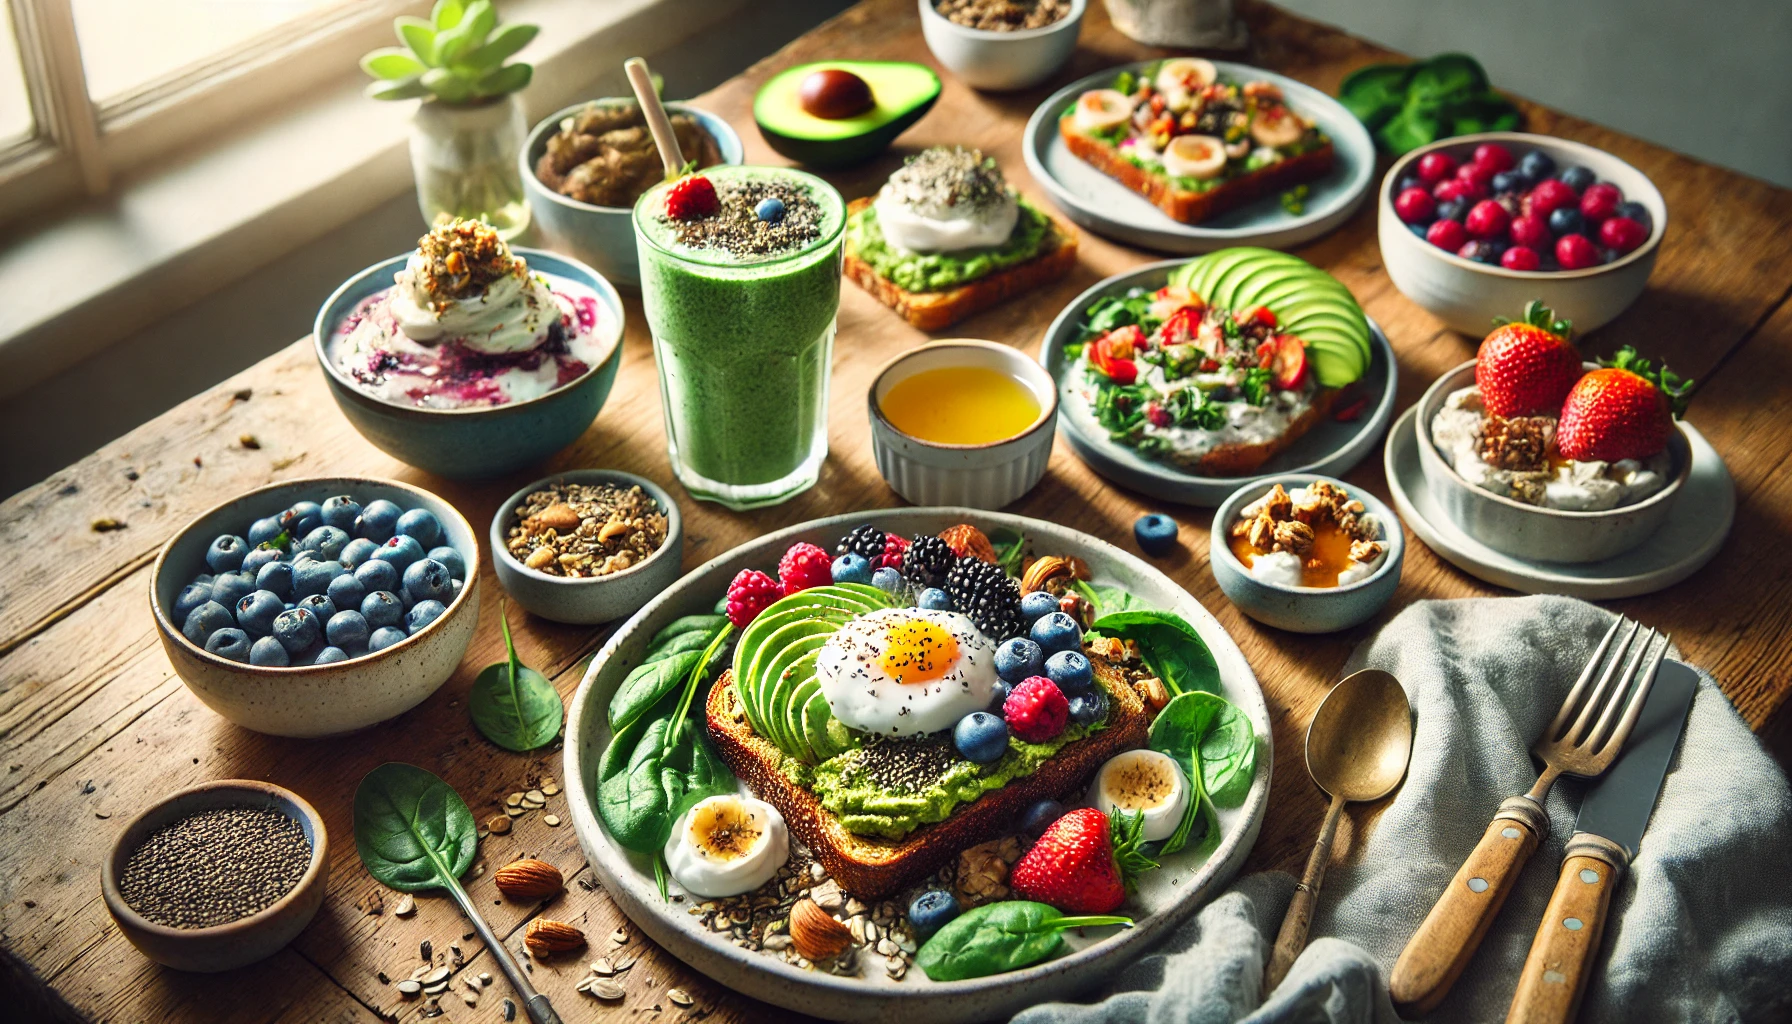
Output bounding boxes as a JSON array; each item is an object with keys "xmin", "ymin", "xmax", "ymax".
[{"xmin": 848, "ymin": 198, "xmax": 1053, "ymax": 294}]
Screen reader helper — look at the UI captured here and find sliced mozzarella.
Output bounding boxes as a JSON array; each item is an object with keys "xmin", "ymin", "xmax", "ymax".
[
  {"xmin": 663, "ymin": 795, "xmax": 789, "ymax": 899},
  {"xmin": 1162, "ymin": 134, "xmax": 1228, "ymax": 180},
  {"xmin": 1250, "ymin": 105, "xmax": 1306, "ymax": 148},
  {"xmin": 1091, "ymin": 749, "xmax": 1190, "ymax": 843},
  {"xmin": 1154, "ymin": 58, "xmax": 1217, "ymax": 95},
  {"xmin": 1073, "ymin": 89, "xmax": 1133, "ymax": 133}
]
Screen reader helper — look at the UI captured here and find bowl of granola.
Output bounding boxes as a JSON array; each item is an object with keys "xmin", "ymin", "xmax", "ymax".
[
  {"xmin": 490, "ymin": 470, "xmax": 683, "ymax": 624},
  {"xmin": 920, "ymin": 0, "xmax": 1084, "ymax": 92}
]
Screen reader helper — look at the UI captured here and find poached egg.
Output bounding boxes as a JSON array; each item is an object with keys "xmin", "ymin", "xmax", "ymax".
[
  {"xmin": 815, "ymin": 607, "xmax": 999, "ymax": 737},
  {"xmin": 1090, "ymin": 749, "xmax": 1190, "ymax": 842},
  {"xmin": 663, "ymin": 794, "xmax": 789, "ymax": 899}
]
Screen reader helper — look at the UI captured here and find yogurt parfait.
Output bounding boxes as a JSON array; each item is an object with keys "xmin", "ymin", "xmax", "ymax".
[{"xmin": 1226, "ymin": 480, "xmax": 1385, "ymax": 588}]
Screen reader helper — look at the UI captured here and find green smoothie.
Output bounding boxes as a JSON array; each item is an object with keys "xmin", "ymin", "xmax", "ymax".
[{"xmin": 634, "ymin": 167, "xmax": 846, "ymax": 509}]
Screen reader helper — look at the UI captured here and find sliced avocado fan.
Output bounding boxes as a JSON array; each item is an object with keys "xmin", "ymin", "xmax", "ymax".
[{"xmin": 1168, "ymin": 247, "xmax": 1372, "ymax": 388}]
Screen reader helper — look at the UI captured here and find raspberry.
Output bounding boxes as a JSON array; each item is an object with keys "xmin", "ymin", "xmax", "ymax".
[
  {"xmin": 725, "ymin": 569, "xmax": 783, "ymax": 628},
  {"xmin": 1416, "ymin": 151, "xmax": 1457, "ymax": 184},
  {"xmin": 1524, "ymin": 179, "xmax": 1577, "ymax": 218},
  {"xmin": 664, "ymin": 175, "xmax": 719, "ymax": 220},
  {"xmin": 1394, "ymin": 186, "xmax": 1436, "ymax": 225},
  {"xmin": 1500, "ymin": 245, "xmax": 1542, "ymax": 271},
  {"xmin": 778, "ymin": 543, "xmax": 833, "ymax": 593},
  {"xmin": 1464, "ymin": 199, "xmax": 1510, "ymax": 239},
  {"xmin": 1473, "ymin": 143, "xmax": 1514, "ymax": 173},
  {"xmin": 877, "ymin": 533, "xmax": 910, "ymax": 570},
  {"xmin": 1456, "ymin": 161, "xmax": 1495, "ymax": 189},
  {"xmin": 1004, "ymin": 676, "xmax": 1069, "ymax": 742},
  {"xmin": 1556, "ymin": 233, "xmax": 1602, "ymax": 270},
  {"xmin": 1599, "ymin": 216, "xmax": 1648, "ymax": 254},
  {"xmin": 1426, "ymin": 218, "xmax": 1467, "ymax": 252},
  {"xmin": 1508, "ymin": 213, "xmax": 1552, "ymax": 250}
]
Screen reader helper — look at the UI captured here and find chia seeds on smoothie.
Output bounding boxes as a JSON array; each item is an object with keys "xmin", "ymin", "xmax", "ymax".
[{"xmin": 660, "ymin": 179, "xmax": 824, "ymax": 258}]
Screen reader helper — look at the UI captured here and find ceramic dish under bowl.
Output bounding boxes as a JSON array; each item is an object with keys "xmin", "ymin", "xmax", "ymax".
[
  {"xmin": 150, "ymin": 477, "xmax": 480, "ymax": 737},
  {"xmin": 313, "ymin": 248, "xmax": 623, "ymax": 479},
  {"xmin": 869, "ymin": 340, "xmax": 1058, "ymax": 509},
  {"xmin": 918, "ymin": 0, "xmax": 1084, "ymax": 91},
  {"xmin": 491, "ymin": 469, "xmax": 685, "ymax": 625},
  {"xmin": 102, "ymin": 780, "xmax": 329, "ymax": 972},
  {"xmin": 564, "ymin": 508, "xmax": 1271, "ymax": 1023},
  {"xmin": 1415, "ymin": 361, "xmax": 1690, "ymax": 564},
  {"xmin": 1040, "ymin": 259, "xmax": 1398, "ymax": 506},
  {"xmin": 1378, "ymin": 132, "xmax": 1666, "ymax": 335},
  {"xmin": 521, "ymin": 100, "xmax": 743, "ymax": 287},
  {"xmin": 1210, "ymin": 474, "xmax": 1404, "ymax": 633},
  {"xmin": 1023, "ymin": 61, "xmax": 1374, "ymax": 253}
]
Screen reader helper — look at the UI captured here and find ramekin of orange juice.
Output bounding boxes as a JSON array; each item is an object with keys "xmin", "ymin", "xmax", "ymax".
[{"xmin": 868, "ymin": 340, "xmax": 1058, "ymax": 509}]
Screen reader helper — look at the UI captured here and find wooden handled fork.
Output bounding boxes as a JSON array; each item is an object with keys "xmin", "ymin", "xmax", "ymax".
[{"xmin": 1388, "ymin": 618, "xmax": 1668, "ymax": 1017}]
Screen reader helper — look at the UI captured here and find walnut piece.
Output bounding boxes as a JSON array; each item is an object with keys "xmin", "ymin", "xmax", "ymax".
[{"xmin": 1480, "ymin": 415, "xmax": 1554, "ymax": 472}]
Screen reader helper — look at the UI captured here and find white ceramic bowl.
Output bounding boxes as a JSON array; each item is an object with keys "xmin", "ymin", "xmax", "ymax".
[
  {"xmin": 918, "ymin": 0, "xmax": 1085, "ymax": 91},
  {"xmin": 1414, "ymin": 361, "xmax": 1690, "ymax": 563},
  {"xmin": 491, "ymin": 469, "xmax": 685, "ymax": 626},
  {"xmin": 150, "ymin": 477, "xmax": 480, "ymax": 737},
  {"xmin": 1378, "ymin": 132, "xmax": 1666, "ymax": 335},
  {"xmin": 869, "ymin": 339, "xmax": 1057, "ymax": 508}
]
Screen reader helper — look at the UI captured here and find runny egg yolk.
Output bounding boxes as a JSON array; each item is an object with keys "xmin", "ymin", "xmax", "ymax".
[{"xmin": 878, "ymin": 618, "xmax": 960, "ymax": 685}]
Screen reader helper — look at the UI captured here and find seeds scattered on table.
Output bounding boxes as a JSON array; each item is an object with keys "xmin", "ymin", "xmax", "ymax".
[
  {"xmin": 117, "ymin": 805, "xmax": 310, "ymax": 928},
  {"xmin": 668, "ymin": 988, "xmax": 693, "ymax": 1007},
  {"xmin": 587, "ymin": 979, "xmax": 625, "ymax": 1000},
  {"xmin": 543, "ymin": 813, "xmax": 561, "ymax": 827},
  {"xmin": 394, "ymin": 893, "xmax": 417, "ymax": 917},
  {"xmin": 506, "ymin": 483, "xmax": 668, "ymax": 578}
]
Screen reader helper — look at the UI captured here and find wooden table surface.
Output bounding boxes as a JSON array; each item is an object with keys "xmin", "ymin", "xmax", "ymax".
[{"xmin": 5, "ymin": 1, "xmax": 1791, "ymax": 1021}]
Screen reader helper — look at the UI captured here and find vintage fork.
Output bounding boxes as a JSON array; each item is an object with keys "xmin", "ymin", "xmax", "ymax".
[{"xmin": 1387, "ymin": 617, "xmax": 1670, "ymax": 1017}]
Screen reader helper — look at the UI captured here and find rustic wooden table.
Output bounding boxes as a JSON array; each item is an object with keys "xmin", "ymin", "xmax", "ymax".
[{"xmin": 4, "ymin": 1, "xmax": 1790, "ymax": 1021}]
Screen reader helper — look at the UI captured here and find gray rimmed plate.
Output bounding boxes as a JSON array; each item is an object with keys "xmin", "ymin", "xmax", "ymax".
[
  {"xmin": 1022, "ymin": 61, "xmax": 1375, "ymax": 253},
  {"xmin": 563, "ymin": 508, "xmax": 1271, "ymax": 1023},
  {"xmin": 1040, "ymin": 259, "xmax": 1397, "ymax": 506}
]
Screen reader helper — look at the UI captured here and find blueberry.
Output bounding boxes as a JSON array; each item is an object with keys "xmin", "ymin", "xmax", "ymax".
[
  {"xmin": 452, "ymin": 577, "xmax": 464, "ymax": 597},
  {"xmin": 271, "ymin": 607, "xmax": 322, "ymax": 653},
  {"xmin": 206, "ymin": 535, "xmax": 248, "ymax": 573},
  {"xmin": 399, "ymin": 588, "xmax": 417, "ymax": 611},
  {"xmin": 340, "ymin": 537, "xmax": 379, "ymax": 569},
  {"xmin": 831, "ymin": 553, "xmax": 872, "ymax": 585},
  {"xmin": 247, "ymin": 516, "xmax": 283, "ymax": 547},
  {"xmin": 1559, "ymin": 165, "xmax": 1596, "ymax": 192},
  {"xmin": 326, "ymin": 573, "xmax": 367, "ymax": 611},
  {"xmin": 1030, "ymin": 611, "xmax": 1082, "ymax": 656},
  {"xmin": 320, "ymin": 495, "xmax": 362, "ymax": 532},
  {"xmin": 356, "ymin": 499, "xmax": 403, "ymax": 542},
  {"xmin": 989, "ymin": 680, "xmax": 1012, "ymax": 710},
  {"xmin": 355, "ymin": 558, "xmax": 401, "ymax": 594},
  {"xmin": 908, "ymin": 890, "xmax": 960, "ymax": 937},
  {"xmin": 181, "ymin": 601, "xmax": 234, "ymax": 646},
  {"xmin": 298, "ymin": 593, "xmax": 338, "ymax": 622},
  {"xmin": 175, "ymin": 582, "xmax": 212, "ymax": 621},
  {"xmin": 235, "ymin": 590, "xmax": 284, "ymax": 635},
  {"xmin": 312, "ymin": 646, "xmax": 350, "ymax": 665},
  {"xmin": 994, "ymin": 637, "xmax": 1045, "ymax": 683},
  {"xmin": 368, "ymin": 626, "xmax": 408, "ymax": 653},
  {"xmin": 1435, "ymin": 198, "xmax": 1466, "ymax": 223},
  {"xmin": 403, "ymin": 559, "xmax": 455, "ymax": 603},
  {"xmin": 241, "ymin": 547, "xmax": 283, "ymax": 575},
  {"xmin": 191, "ymin": 573, "xmax": 215, "ymax": 587},
  {"xmin": 1133, "ymin": 513, "xmax": 1179, "ymax": 557},
  {"xmin": 953, "ymin": 711, "xmax": 1009, "ymax": 764},
  {"xmin": 755, "ymin": 196, "xmax": 786, "ymax": 224},
  {"xmin": 395, "ymin": 508, "xmax": 443, "ymax": 549},
  {"xmin": 407, "ymin": 600, "xmax": 448, "ymax": 633},
  {"xmin": 205, "ymin": 628, "xmax": 252, "ymax": 662},
  {"xmin": 293, "ymin": 559, "xmax": 343, "ymax": 598},
  {"xmin": 1408, "ymin": 221, "xmax": 1429, "ymax": 239},
  {"xmin": 300, "ymin": 525, "xmax": 351, "ymax": 560},
  {"xmin": 249, "ymin": 636, "xmax": 291, "ymax": 667},
  {"xmin": 361, "ymin": 591, "xmax": 404, "ymax": 629},
  {"xmin": 1019, "ymin": 590, "xmax": 1059, "ymax": 625},
  {"xmin": 210, "ymin": 571, "xmax": 256, "ymax": 608},
  {"xmin": 1394, "ymin": 173, "xmax": 1423, "ymax": 194},
  {"xmin": 1068, "ymin": 688, "xmax": 1108, "ymax": 726},
  {"xmin": 1549, "ymin": 207, "xmax": 1586, "ymax": 236},
  {"xmin": 1018, "ymin": 798, "xmax": 1066, "ymax": 838},
  {"xmin": 281, "ymin": 501, "xmax": 323, "ymax": 538},
  {"xmin": 872, "ymin": 567, "xmax": 905, "ymax": 595},
  {"xmin": 1489, "ymin": 170, "xmax": 1524, "ymax": 195},
  {"xmin": 427, "ymin": 545, "xmax": 466, "ymax": 581},
  {"xmin": 1045, "ymin": 650, "xmax": 1093, "ymax": 693},
  {"xmin": 326, "ymin": 610, "xmax": 371, "ymax": 652},
  {"xmin": 917, "ymin": 587, "xmax": 953, "ymax": 611},
  {"xmin": 373, "ymin": 534, "xmax": 425, "ymax": 573},
  {"xmin": 1617, "ymin": 200, "xmax": 1652, "ymax": 229},
  {"xmin": 1519, "ymin": 150, "xmax": 1555, "ymax": 181},
  {"xmin": 255, "ymin": 560, "xmax": 294, "ymax": 599}
]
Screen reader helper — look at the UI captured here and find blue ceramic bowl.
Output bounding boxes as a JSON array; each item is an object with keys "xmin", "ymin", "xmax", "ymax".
[
  {"xmin": 520, "ymin": 100, "xmax": 743, "ymax": 287},
  {"xmin": 1210, "ymin": 474, "xmax": 1404, "ymax": 633},
  {"xmin": 313, "ymin": 248, "xmax": 623, "ymax": 479}
]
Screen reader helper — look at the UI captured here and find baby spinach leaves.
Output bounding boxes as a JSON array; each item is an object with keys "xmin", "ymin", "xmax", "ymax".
[
  {"xmin": 1089, "ymin": 610, "xmax": 1221, "ymax": 698},
  {"xmin": 353, "ymin": 762, "xmax": 478, "ymax": 892},
  {"xmin": 1149, "ymin": 691, "xmax": 1257, "ymax": 856},
  {"xmin": 468, "ymin": 603, "xmax": 562, "ymax": 752},
  {"xmin": 1072, "ymin": 580, "xmax": 1154, "ymax": 619},
  {"xmin": 988, "ymin": 527, "xmax": 1027, "ymax": 578},
  {"xmin": 916, "ymin": 901, "xmax": 1133, "ymax": 981},
  {"xmin": 1339, "ymin": 53, "xmax": 1521, "ymax": 154},
  {"xmin": 608, "ymin": 615, "xmax": 729, "ymax": 733}
]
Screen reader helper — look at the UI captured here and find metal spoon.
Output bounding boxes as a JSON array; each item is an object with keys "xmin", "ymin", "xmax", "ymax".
[{"xmin": 1263, "ymin": 669, "xmax": 1414, "ymax": 995}]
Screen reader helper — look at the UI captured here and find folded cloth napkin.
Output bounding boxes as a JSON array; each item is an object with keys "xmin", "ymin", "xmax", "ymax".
[{"xmin": 1014, "ymin": 596, "xmax": 1792, "ymax": 1024}]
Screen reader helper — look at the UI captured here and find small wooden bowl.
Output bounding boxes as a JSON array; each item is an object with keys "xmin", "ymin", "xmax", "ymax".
[{"xmin": 101, "ymin": 780, "xmax": 330, "ymax": 973}]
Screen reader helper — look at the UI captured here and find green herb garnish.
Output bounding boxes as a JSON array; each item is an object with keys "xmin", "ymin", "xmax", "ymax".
[{"xmin": 916, "ymin": 901, "xmax": 1133, "ymax": 981}]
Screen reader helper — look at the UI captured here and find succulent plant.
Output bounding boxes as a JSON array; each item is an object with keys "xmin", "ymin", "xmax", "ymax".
[{"xmin": 361, "ymin": 0, "xmax": 537, "ymax": 104}]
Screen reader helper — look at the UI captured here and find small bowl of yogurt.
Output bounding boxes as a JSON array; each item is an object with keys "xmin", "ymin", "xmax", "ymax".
[{"xmin": 1210, "ymin": 474, "xmax": 1404, "ymax": 633}]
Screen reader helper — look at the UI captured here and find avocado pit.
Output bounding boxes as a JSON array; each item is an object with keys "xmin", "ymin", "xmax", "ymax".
[{"xmin": 800, "ymin": 69, "xmax": 875, "ymax": 120}]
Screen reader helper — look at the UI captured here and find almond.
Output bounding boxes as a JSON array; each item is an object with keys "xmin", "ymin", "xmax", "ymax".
[
  {"xmin": 532, "ymin": 503, "xmax": 582, "ymax": 532},
  {"xmin": 1020, "ymin": 555, "xmax": 1090, "ymax": 594},
  {"xmin": 524, "ymin": 918, "xmax": 585, "ymax": 958},
  {"xmin": 494, "ymin": 858, "xmax": 563, "ymax": 901},
  {"xmin": 939, "ymin": 524, "xmax": 997, "ymax": 564},
  {"xmin": 788, "ymin": 898, "xmax": 851, "ymax": 961}
]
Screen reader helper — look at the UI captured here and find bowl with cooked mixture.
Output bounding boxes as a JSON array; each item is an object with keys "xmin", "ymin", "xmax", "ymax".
[
  {"xmin": 522, "ymin": 99, "xmax": 743, "ymax": 287},
  {"xmin": 920, "ymin": 0, "xmax": 1084, "ymax": 91},
  {"xmin": 491, "ymin": 469, "xmax": 684, "ymax": 624}
]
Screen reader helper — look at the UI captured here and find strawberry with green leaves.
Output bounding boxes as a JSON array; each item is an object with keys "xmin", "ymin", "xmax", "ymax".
[
  {"xmin": 1476, "ymin": 301, "xmax": 1581, "ymax": 418},
  {"xmin": 1557, "ymin": 347, "xmax": 1692, "ymax": 462},
  {"xmin": 1009, "ymin": 807, "xmax": 1158, "ymax": 915}
]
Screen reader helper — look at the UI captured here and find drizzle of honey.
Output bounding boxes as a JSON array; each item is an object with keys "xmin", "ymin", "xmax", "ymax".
[{"xmin": 1229, "ymin": 519, "xmax": 1359, "ymax": 588}]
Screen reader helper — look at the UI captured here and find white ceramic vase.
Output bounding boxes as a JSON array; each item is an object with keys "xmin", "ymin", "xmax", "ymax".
[
  {"xmin": 410, "ymin": 93, "xmax": 531, "ymax": 239},
  {"xmin": 1103, "ymin": 0, "xmax": 1247, "ymax": 48}
]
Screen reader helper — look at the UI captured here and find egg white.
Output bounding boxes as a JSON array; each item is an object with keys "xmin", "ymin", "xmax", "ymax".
[
  {"xmin": 1091, "ymin": 749, "xmax": 1190, "ymax": 842},
  {"xmin": 663, "ymin": 794, "xmax": 788, "ymax": 899},
  {"xmin": 815, "ymin": 607, "xmax": 998, "ymax": 738}
]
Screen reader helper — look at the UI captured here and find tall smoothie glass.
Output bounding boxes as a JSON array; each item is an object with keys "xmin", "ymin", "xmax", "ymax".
[{"xmin": 633, "ymin": 167, "xmax": 846, "ymax": 509}]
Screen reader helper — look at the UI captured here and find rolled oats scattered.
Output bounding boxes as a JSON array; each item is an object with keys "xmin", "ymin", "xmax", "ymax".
[{"xmin": 506, "ymin": 483, "xmax": 668, "ymax": 579}]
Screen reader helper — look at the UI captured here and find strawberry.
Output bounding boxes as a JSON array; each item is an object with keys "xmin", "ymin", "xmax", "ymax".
[
  {"xmin": 1475, "ymin": 301, "xmax": 1581, "ymax": 418},
  {"xmin": 1557, "ymin": 347, "xmax": 1692, "ymax": 462},
  {"xmin": 1009, "ymin": 807, "xmax": 1158, "ymax": 915},
  {"xmin": 664, "ymin": 174, "xmax": 719, "ymax": 220},
  {"xmin": 1087, "ymin": 325, "xmax": 1142, "ymax": 385}
]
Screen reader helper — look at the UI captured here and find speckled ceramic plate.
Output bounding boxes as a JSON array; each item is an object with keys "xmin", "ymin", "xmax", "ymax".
[
  {"xmin": 1040, "ymin": 259, "xmax": 1398, "ymax": 507},
  {"xmin": 1022, "ymin": 61, "xmax": 1375, "ymax": 253},
  {"xmin": 564, "ymin": 509, "xmax": 1271, "ymax": 1023}
]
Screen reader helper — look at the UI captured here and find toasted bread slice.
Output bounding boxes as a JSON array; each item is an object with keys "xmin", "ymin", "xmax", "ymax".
[
  {"xmin": 844, "ymin": 196, "xmax": 1078, "ymax": 331},
  {"xmin": 705, "ymin": 653, "xmax": 1154, "ymax": 899},
  {"xmin": 1174, "ymin": 387, "xmax": 1338, "ymax": 476},
  {"xmin": 1059, "ymin": 121, "xmax": 1335, "ymax": 225}
]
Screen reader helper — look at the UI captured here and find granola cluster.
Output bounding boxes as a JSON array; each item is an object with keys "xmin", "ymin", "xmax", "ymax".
[
  {"xmin": 505, "ymin": 482, "xmax": 668, "ymax": 578},
  {"xmin": 535, "ymin": 102, "xmax": 716, "ymax": 208},
  {"xmin": 413, "ymin": 219, "xmax": 520, "ymax": 302},
  {"xmin": 1479, "ymin": 414, "xmax": 1555, "ymax": 472},
  {"xmin": 1231, "ymin": 481, "xmax": 1384, "ymax": 565},
  {"xmin": 934, "ymin": 0, "xmax": 1070, "ymax": 31}
]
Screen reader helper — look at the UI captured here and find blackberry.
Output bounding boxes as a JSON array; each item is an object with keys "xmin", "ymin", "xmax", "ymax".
[
  {"xmin": 837, "ymin": 524, "xmax": 889, "ymax": 562},
  {"xmin": 901, "ymin": 535, "xmax": 957, "ymax": 589},
  {"xmin": 946, "ymin": 556, "xmax": 1024, "ymax": 641}
]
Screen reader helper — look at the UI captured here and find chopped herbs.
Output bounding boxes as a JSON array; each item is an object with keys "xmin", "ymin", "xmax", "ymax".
[{"xmin": 1280, "ymin": 184, "xmax": 1310, "ymax": 215}]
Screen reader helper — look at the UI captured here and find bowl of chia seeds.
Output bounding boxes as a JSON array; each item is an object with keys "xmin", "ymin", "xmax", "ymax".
[{"xmin": 101, "ymin": 780, "xmax": 329, "ymax": 972}]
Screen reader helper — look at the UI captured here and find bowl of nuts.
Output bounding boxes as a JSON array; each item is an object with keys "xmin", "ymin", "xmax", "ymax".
[{"xmin": 491, "ymin": 470, "xmax": 683, "ymax": 625}]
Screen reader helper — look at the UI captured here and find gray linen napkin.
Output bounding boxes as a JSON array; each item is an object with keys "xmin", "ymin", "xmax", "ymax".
[{"xmin": 1014, "ymin": 596, "xmax": 1792, "ymax": 1024}]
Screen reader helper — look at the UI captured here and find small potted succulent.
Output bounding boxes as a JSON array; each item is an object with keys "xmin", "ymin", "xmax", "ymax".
[{"xmin": 361, "ymin": 0, "xmax": 538, "ymax": 239}]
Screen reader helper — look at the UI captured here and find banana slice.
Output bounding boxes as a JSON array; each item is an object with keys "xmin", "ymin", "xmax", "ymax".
[
  {"xmin": 1073, "ymin": 89, "xmax": 1134, "ymax": 133},
  {"xmin": 1250, "ymin": 105, "xmax": 1306, "ymax": 148},
  {"xmin": 1162, "ymin": 134, "xmax": 1228, "ymax": 180},
  {"xmin": 1154, "ymin": 58, "xmax": 1217, "ymax": 94},
  {"xmin": 1091, "ymin": 749, "xmax": 1189, "ymax": 842},
  {"xmin": 663, "ymin": 794, "xmax": 789, "ymax": 898}
]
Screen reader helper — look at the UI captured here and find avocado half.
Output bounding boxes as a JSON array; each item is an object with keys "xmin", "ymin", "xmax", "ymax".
[
  {"xmin": 1168, "ymin": 248, "xmax": 1373, "ymax": 388},
  {"xmin": 753, "ymin": 61, "xmax": 941, "ymax": 169}
]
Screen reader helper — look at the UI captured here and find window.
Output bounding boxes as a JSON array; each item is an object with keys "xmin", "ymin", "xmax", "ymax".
[
  {"xmin": 71, "ymin": 0, "xmax": 351, "ymax": 105},
  {"xmin": 0, "ymin": 11, "xmax": 29, "ymax": 145}
]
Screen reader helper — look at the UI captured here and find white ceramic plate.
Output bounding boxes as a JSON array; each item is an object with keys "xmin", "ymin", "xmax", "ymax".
[
  {"xmin": 1022, "ymin": 61, "xmax": 1375, "ymax": 253},
  {"xmin": 1040, "ymin": 259, "xmax": 1398, "ymax": 506},
  {"xmin": 1384, "ymin": 407, "xmax": 1735, "ymax": 597},
  {"xmin": 564, "ymin": 509, "xmax": 1271, "ymax": 1023}
]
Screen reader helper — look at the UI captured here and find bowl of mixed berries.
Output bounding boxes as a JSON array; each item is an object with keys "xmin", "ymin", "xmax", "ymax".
[{"xmin": 1378, "ymin": 132, "xmax": 1665, "ymax": 335}]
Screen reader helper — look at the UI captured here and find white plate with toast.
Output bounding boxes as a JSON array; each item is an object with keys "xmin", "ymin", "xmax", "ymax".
[
  {"xmin": 564, "ymin": 509, "xmax": 1271, "ymax": 1023},
  {"xmin": 1023, "ymin": 61, "xmax": 1375, "ymax": 253}
]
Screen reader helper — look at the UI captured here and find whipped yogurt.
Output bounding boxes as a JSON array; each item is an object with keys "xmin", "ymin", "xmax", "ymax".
[{"xmin": 872, "ymin": 146, "xmax": 1019, "ymax": 254}]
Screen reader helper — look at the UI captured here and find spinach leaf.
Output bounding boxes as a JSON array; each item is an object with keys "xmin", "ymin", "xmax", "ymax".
[
  {"xmin": 651, "ymin": 614, "xmax": 728, "ymax": 649},
  {"xmin": 916, "ymin": 901, "xmax": 1132, "ymax": 981},
  {"xmin": 1076, "ymin": 288, "xmax": 1158, "ymax": 344},
  {"xmin": 611, "ymin": 615, "xmax": 731, "ymax": 732},
  {"xmin": 1072, "ymin": 580, "xmax": 1153, "ymax": 619},
  {"xmin": 1089, "ymin": 611, "xmax": 1220, "ymax": 697},
  {"xmin": 353, "ymin": 762, "xmax": 478, "ymax": 892},
  {"xmin": 468, "ymin": 604, "xmax": 562, "ymax": 752},
  {"xmin": 988, "ymin": 527, "xmax": 1027, "ymax": 578},
  {"xmin": 1150, "ymin": 691, "xmax": 1256, "ymax": 856}
]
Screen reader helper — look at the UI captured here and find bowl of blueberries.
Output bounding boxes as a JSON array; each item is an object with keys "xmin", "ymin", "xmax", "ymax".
[
  {"xmin": 150, "ymin": 477, "xmax": 480, "ymax": 738},
  {"xmin": 1378, "ymin": 131, "xmax": 1666, "ymax": 335}
]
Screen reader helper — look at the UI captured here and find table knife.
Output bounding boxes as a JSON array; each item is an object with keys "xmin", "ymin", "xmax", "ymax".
[{"xmin": 1504, "ymin": 658, "xmax": 1697, "ymax": 1024}]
